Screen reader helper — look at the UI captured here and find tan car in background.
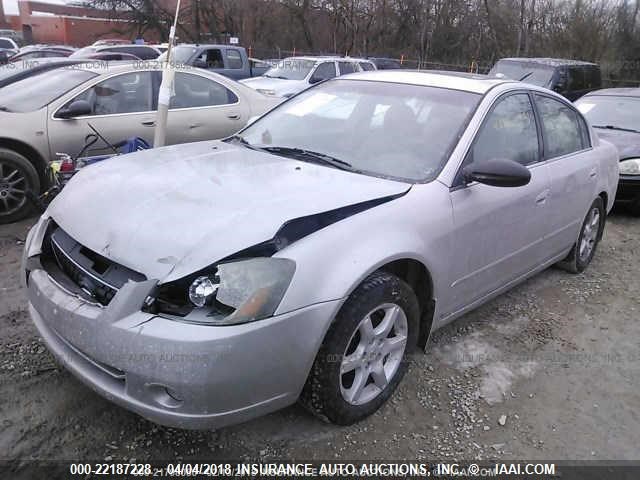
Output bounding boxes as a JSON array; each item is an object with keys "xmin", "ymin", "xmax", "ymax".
[{"xmin": 0, "ymin": 62, "xmax": 280, "ymax": 224}]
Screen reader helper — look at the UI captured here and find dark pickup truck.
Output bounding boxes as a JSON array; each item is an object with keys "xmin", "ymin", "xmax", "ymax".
[{"xmin": 162, "ymin": 44, "xmax": 271, "ymax": 80}]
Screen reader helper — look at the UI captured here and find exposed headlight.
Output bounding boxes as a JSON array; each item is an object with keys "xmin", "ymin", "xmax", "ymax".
[
  {"xmin": 620, "ymin": 158, "xmax": 640, "ymax": 175},
  {"xmin": 256, "ymin": 88, "xmax": 276, "ymax": 96},
  {"xmin": 152, "ymin": 258, "xmax": 295, "ymax": 325},
  {"xmin": 188, "ymin": 275, "xmax": 219, "ymax": 307}
]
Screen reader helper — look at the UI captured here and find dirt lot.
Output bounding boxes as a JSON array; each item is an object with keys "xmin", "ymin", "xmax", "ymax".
[{"xmin": 1, "ymin": 212, "xmax": 639, "ymax": 467}]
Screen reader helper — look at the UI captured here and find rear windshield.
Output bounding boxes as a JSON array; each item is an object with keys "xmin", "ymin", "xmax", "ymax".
[
  {"xmin": 0, "ymin": 68, "xmax": 97, "ymax": 112},
  {"xmin": 489, "ymin": 60, "xmax": 554, "ymax": 87}
]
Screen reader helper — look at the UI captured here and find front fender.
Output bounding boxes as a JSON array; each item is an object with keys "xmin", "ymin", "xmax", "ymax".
[{"xmin": 274, "ymin": 182, "xmax": 454, "ymax": 319}]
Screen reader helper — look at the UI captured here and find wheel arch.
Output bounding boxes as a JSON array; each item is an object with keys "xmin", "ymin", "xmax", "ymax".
[
  {"xmin": 0, "ymin": 138, "xmax": 48, "ymax": 192},
  {"xmin": 377, "ymin": 258, "xmax": 435, "ymax": 349},
  {"xmin": 597, "ymin": 191, "xmax": 608, "ymax": 240}
]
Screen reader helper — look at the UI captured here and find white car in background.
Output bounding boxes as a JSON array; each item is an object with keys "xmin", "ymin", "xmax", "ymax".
[
  {"xmin": 0, "ymin": 37, "xmax": 19, "ymax": 52},
  {"xmin": 240, "ymin": 56, "xmax": 376, "ymax": 98}
]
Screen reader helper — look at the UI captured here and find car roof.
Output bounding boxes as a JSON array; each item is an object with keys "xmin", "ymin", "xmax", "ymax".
[
  {"xmin": 582, "ymin": 88, "xmax": 640, "ymax": 98},
  {"xmin": 177, "ymin": 44, "xmax": 241, "ymax": 49},
  {"xmin": 345, "ymin": 57, "xmax": 375, "ymax": 63},
  {"xmin": 340, "ymin": 69, "xmax": 513, "ymax": 94},
  {"xmin": 96, "ymin": 44, "xmax": 159, "ymax": 51},
  {"xmin": 497, "ymin": 57, "xmax": 598, "ymax": 67}
]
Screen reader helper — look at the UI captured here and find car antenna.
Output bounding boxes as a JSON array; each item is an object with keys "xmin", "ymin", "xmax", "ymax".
[{"xmin": 154, "ymin": 0, "xmax": 181, "ymax": 148}]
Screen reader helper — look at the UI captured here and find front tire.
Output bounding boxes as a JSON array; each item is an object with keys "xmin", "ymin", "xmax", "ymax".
[
  {"xmin": 557, "ymin": 197, "xmax": 605, "ymax": 274},
  {"xmin": 300, "ymin": 271, "xmax": 419, "ymax": 425},
  {"xmin": 0, "ymin": 149, "xmax": 40, "ymax": 225}
]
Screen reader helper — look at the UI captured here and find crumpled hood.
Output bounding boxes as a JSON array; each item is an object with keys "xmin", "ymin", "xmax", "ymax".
[
  {"xmin": 48, "ymin": 140, "xmax": 408, "ymax": 282},
  {"xmin": 240, "ymin": 76, "xmax": 304, "ymax": 97},
  {"xmin": 594, "ymin": 129, "xmax": 640, "ymax": 160}
]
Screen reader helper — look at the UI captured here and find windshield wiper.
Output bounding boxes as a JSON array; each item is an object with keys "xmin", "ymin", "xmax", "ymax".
[
  {"xmin": 0, "ymin": 106, "xmax": 11, "ymax": 112},
  {"xmin": 261, "ymin": 146, "xmax": 357, "ymax": 172},
  {"xmin": 225, "ymin": 135, "xmax": 264, "ymax": 151},
  {"xmin": 264, "ymin": 74, "xmax": 288, "ymax": 79},
  {"xmin": 518, "ymin": 71, "xmax": 534, "ymax": 81},
  {"xmin": 592, "ymin": 125, "xmax": 640, "ymax": 134}
]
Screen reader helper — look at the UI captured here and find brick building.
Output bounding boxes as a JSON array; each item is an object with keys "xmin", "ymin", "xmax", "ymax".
[{"xmin": 0, "ymin": 1, "xmax": 154, "ymax": 46}]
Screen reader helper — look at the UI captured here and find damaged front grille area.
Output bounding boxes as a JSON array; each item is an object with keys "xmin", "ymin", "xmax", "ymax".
[{"xmin": 41, "ymin": 223, "xmax": 146, "ymax": 306}]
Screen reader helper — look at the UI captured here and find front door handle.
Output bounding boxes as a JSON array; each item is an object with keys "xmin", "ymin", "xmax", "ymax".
[
  {"xmin": 227, "ymin": 114, "xmax": 240, "ymax": 120},
  {"xmin": 536, "ymin": 189, "xmax": 550, "ymax": 205},
  {"xmin": 141, "ymin": 120, "xmax": 156, "ymax": 127},
  {"xmin": 589, "ymin": 168, "xmax": 598, "ymax": 178}
]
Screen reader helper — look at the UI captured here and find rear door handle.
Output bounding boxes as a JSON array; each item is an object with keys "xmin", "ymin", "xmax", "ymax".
[
  {"xmin": 141, "ymin": 120, "xmax": 156, "ymax": 127},
  {"xmin": 536, "ymin": 189, "xmax": 550, "ymax": 205},
  {"xmin": 227, "ymin": 114, "xmax": 240, "ymax": 120}
]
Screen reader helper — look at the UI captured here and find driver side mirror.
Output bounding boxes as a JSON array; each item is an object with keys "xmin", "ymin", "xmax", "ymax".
[
  {"xmin": 309, "ymin": 75, "xmax": 324, "ymax": 84},
  {"xmin": 57, "ymin": 100, "xmax": 92, "ymax": 119},
  {"xmin": 463, "ymin": 158, "xmax": 531, "ymax": 187}
]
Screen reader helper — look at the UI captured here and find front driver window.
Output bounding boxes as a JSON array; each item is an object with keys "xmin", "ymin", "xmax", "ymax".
[
  {"xmin": 470, "ymin": 93, "xmax": 539, "ymax": 166},
  {"xmin": 196, "ymin": 49, "xmax": 224, "ymax": 69},
  {"xmin": 170, "ymin": 72, "xmax": 238, "ymax": 108},
  {"xmin": 65, "ymin": 72, "xmax": 153, "ymax": 116}
]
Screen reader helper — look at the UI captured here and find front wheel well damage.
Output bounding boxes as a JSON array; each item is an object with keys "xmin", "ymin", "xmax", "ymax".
[
  {"xmin": 378, "ymin": 259, "xmax": 435, "ymax": 350},
  {"xmin": 598, "ymin": 191, "xmax": 608, "ymax": 210},
  {"xmin": 0, "ymin": 138, "xmax": 47, "ymax": 191},
  {"xmin": 598, "ymin": 191, "xmax": 608, "ymax": 241}
]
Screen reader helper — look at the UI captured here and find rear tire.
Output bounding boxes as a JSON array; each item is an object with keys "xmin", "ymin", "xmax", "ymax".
[
  {"xmin": 300, "ymin": 271, "xmax": 419, "ymax": 425},
  {"xmin": 0, "ymin": 149, "xmax": 40, "ymax": 225},
  {"xmin": 557, "ymin": 197, "xmax": 605, "ymax": 274}
]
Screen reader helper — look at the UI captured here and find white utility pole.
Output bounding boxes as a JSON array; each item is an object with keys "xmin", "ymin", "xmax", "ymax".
[{"xmin": 153, "ymin": 0, "xmax": 181, "ymax": 147}]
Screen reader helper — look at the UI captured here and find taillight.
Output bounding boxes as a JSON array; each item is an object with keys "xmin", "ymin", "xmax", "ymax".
[{"xmin": 59, "ymin": 157, "xmax": 75, "ymax": 172}]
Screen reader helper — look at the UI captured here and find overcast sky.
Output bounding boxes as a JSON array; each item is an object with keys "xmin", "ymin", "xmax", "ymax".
[{"xmin": 3, "ymin": 0, "xmax": 66, "ymax": 15}]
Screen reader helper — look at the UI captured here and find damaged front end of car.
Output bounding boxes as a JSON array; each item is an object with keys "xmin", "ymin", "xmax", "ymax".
[{"xmin": 142, "ymin": 192, "xmax": 406, "ymax": 325}]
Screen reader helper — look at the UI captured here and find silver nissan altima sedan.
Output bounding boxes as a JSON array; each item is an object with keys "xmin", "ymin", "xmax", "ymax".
[{"xmin": 22, "ymin": 70, "xmax": 619, "ymax": 429}]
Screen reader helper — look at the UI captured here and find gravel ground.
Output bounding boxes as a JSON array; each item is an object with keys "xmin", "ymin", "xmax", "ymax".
[{"xmin": 1, "ymin": 212, "xmax": 639, "ymax": 467}]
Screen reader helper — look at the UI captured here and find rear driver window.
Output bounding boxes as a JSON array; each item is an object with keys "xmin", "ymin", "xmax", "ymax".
[
  {"xmin": 535, "ymin": 95, "xmax": 586, "ymax": 158},
  {"xmin": 170, "ymin": 72, "xmax": 238, "ymax": 108},
  {"xmin": 226, "ymin": 49, "xmax": 243, "ymax": 69}
]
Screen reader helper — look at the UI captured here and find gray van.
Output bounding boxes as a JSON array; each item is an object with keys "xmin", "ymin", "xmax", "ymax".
[{"xmin": 489, "ymin": 57, "xmax": 601, "ymax": 101}]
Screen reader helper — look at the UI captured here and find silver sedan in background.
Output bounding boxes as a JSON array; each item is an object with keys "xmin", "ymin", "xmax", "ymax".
[
  {"xmin": 0, "ymin": 63, "xmax": 280, "ymax": 224},
  {"xmin": 23, "ymin": 71, "xmax": 618, "ymax": 429}
]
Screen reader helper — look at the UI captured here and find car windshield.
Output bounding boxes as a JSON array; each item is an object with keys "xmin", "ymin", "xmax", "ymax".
[
  {"xmin": 158, "ymin": 46, "xmax": 198, "ymax": 64},
  {"xmin": 263, "ymin": 58, "xmax": 315, "ymax": 80},
  {"xmin": 237, "ymin": 79, "xmax": 481, "ymax": 182},
  {"xmin": 0, "ymin": 39, "xmax": 14, "ymax": 49},
  {"xmin": 489, "ymin": 60, "xmax": 554, "ymax": 87},
  {"xmin": 0, "ymin": 68, "xmax": 97, "ymax": 112},
  {"xmin": 576, "ymin": 96, "xmax": 640, "ymax": 132}
]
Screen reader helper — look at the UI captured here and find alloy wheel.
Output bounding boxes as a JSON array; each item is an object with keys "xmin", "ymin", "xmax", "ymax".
[
  {"xmin": 0, "ymin": 161, "xmax": 28, "ymax": 216},
  {"xmin": 340, "ymin": 303, "xmax": 408, "ymax": 405},
  {"xmin": 579, "ymin": 206, "xmax": 600, "ymax": 263}
]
